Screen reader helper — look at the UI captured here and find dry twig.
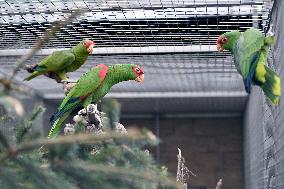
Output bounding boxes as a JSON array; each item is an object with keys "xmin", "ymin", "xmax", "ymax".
[{"xmin": 215, "ymin": 178, "xmax": 223, "ymax": 189}]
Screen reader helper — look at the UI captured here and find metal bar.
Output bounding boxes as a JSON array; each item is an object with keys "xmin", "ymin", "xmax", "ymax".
[
  {"xmin": 0, "ymin": 45, "xmax": 217, "ymax": 56},
  {"xmin": 120, "ymin": 112, "xmax": 242, "ymax": 119},
  {"xmin": 155, "ymin": 114, "xmax": 160, "ymax": 163},
  {"xmin": 43, "ymin": 91, "xmax": 248, "ymax": 99},
  {"xmin": 0, "ymin": 2, "xmax": 267, "ymax": 16}
]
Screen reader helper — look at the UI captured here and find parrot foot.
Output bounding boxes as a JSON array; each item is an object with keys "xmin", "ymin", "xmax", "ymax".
[
  {"xmin": 61, "ymin": 79, "xmax": 77, "ymax": 83},
  {"xmin": 44, "ymin": 72, "xmax": 62, "ymax": 83},
  {"xmin": 63, "ymin": 82, "xmax": 76, "ymax": 94},
  {"xmin": 267, "ymin": 24, "xmax": 274, "ymax": 37},
  {"xmin": 24, "ymin": 64, "xmax": 38, "ymax": 73}
]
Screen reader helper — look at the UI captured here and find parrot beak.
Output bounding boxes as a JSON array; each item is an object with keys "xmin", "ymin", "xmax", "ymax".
[
  {"xmin": 216, "ymin": 36, "xmax": 224, "ymax": 52},
  {"xmin": 217, "ymin": 43, "xmax": 224, "ymax": 52},
  {"xmin": 87, "ymin": 45, "xmax": 94, "ymax": 54},
  {"xmin": 135, "ymin": 74, "xmax": 144, "ymax": 83}
]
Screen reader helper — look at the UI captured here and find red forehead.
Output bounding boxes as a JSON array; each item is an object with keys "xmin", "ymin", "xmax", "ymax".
[
  {"xmin": 132, "ymin": 65, "xmax": 144, "ymax": 75},
  {"xmin": 85, "ymin": 40, "xmax": 95, "ymax": 46},
  {"xmin": 217, "ymin": 36, "xmax": 222, "ymax": 44}
]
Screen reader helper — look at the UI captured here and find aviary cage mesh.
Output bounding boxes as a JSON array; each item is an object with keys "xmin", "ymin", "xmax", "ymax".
[
  {"xmin": 244, "ymin": 0, "xmax": 284, "ymax": 188},
  {"xmin": 1, "ymin": 0, "xmax": 284, "ymax": 189},
  {"xmin": 0, "ymin": 0, "xmax": 272, "ymax": 99}
]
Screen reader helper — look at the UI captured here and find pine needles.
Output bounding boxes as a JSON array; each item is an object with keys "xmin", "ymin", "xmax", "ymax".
[{"xmin": 0, "ymin": 101, "xmax": 181, "ymax": 189}]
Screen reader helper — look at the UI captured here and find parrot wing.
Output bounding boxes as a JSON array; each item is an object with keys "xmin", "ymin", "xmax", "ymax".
[
  {"xmin": 48, "ymin": 64, "xmax": 108, "ymax": 137},
  {"xmin": 38, "ymin": 50, "xmax": 75, "ymax": 71},
  {"xmin": 59, "ymin": 64, "xmax": 108, "ymax": 109},
  {"xmin": 234, "ymin": 28, "xmax": 265, "ymax": 78}
]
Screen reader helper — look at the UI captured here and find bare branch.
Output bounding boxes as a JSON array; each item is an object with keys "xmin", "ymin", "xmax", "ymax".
[{"xmin": 215, "ymin": 179, "xmax": 223, "ymax": 189}]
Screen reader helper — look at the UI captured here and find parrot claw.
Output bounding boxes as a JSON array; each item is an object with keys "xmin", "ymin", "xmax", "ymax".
[
  {"xmin": 63, "ymin": 82, "xmax": 76, "ymax": 94},
  {"xmin": 61, "ymin": 79, "xmax": 77, "ymax": 84},
  {"xmin": 267, "ymin": 24, "xmax": 274, "ymax": 36},
  {"xmin": 24, "ymin": 64, "xmax": 38, "ymax": 73}
]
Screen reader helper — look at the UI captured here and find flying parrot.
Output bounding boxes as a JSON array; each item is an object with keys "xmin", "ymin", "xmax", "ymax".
[
  {"xmin": 48, "ymin": 63, "xmax": 145, "ymax": 137},
  {"xmin": 217, "ymin": 28, "xmax": 281, "ymax": 105},
  {"xmin": 24, "ymin": 39, "xmax": 95, "ymax": 82}
]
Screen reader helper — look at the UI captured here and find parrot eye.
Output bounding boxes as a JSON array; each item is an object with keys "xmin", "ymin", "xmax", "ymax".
[
  {"xmin": 135, "ymin": 67, "xmax": 140, "ymax": 73},
  {"xmin": 222, "ymin": 37, "xmax": 228, "ymax": 43}
]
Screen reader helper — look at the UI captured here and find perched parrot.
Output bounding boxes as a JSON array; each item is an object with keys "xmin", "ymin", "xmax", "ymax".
[
  {"xmin": 48, "ymin": 63, "xmax": 145, "ymax": 137},
  {"xmin": 217, "ymin": 28, "xmax": 281, "ymax": 105},
  {"xmin": 24, "ymin": 39, "xmax": 95, "ymax": 82}
]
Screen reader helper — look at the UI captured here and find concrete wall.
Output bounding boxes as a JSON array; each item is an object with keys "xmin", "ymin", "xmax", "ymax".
[{"xmin": 122, "ymin": 116, "xmax": 243, "ymax": 189}]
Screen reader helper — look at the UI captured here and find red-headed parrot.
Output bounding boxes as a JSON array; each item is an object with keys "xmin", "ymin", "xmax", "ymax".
[
  {"xmin": 48, "ymin": 63, "xmax": 145, "ymax": 137},
  {"xmin": 217, "ymin": 28, "xmax": 281, "ymax": 105},
  {"xmin": 24, "ymin": 39, "xmax": 95, "ymax": 82}
]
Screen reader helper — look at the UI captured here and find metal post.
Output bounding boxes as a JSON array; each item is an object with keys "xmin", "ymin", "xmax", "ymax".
[{"xmin": 155, "ymin": 114, "xmax": 160, "ymax": 163}]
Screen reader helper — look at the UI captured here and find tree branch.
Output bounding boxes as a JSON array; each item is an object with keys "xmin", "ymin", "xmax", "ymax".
[
  {"xmin": 59, "ymin": 161, "xmax": 181, "ymax": 189},
  {"xmin": 0, "ymin": 128, "xmax": 157, "ymax": 165}
]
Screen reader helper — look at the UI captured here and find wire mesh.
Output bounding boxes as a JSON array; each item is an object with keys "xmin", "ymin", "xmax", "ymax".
[
  {"xmin": 243, "ymin": 0, "xmax": 284, "ymax": 189},
  {"xmin": 0, "ymin": 0, "xmax": 274, "ymax": 101},
  {"xmin": 0, "ymin": 0, "xmax": 272, "ymax": 49}
]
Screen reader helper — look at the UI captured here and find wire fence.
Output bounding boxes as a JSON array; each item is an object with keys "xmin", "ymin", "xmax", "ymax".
[
  {"xmin": 0, "ymin": 0, "xmax": 274, "ymax": 99},
  {"xmin": 0, "ymin": 0, "xmax": 272, "ymax": 49},
  {"xmin": 243, "ymin": 0, "xmax": 284, "ymax": 188}
]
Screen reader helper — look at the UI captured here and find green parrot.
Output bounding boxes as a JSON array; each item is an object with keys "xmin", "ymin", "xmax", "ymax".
[
  {"xmin": 217, "ymin": 28, "xmax": 281, "ymax": 105},
  {"xmin": 48, "ymin": 63, "xmax": 145, "ymax": 137},
  {"xmin": 24, "ymin": 39, "xmax": 95, "ymax": 82}
]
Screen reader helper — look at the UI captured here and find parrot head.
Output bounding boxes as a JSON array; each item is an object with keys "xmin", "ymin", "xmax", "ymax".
[
  {"xmin": 216, "ymin": 31, "xmax": 241, "ymax": 52},
  {"xmin": 82, "ymin": 39, "xmax": 95, "ymax": 54},
  {"xmin": 132, "ymin": 65, "xmax": 145, "ymax": 82},
  {"xmin": 108, "ymin": 64, "xmax": 145, "ymax": 83}
]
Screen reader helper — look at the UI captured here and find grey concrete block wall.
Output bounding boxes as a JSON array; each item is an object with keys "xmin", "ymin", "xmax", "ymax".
[{"xmin": 122, "ymin": 117, "xmax": 244, "ymax": 189}]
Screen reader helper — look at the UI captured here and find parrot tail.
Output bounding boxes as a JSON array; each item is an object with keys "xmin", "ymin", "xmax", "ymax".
[
  {"xmin": 260, "ymin": 65, "xmax": 281, "ymax": 105},
  {"xmin": 48, "ymin": 97, "xmax": 82, "ymax": 138},
  {"xmin": 48, "ymin": 112, "xmax": 71, "ymax": 138},
  {"xmin": 24, "ymin": 64, "xmax": 47, "ymax": 81},
  {"xmin": 24, "ymin": 71, "xmax": 42, "ymax": 81}
]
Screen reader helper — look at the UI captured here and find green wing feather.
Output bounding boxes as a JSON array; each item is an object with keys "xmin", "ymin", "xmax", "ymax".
[
  {"xmin": 234, "ymin": 28, "xmax": 265, "ymax": 78},
  {"xmin": 233, "ymin": 29, "xmax": 281, "ymax": 105},
  {"xmin": 39, "ymin": 50, "xmax": 75, "ymax": 71},
  {"xmin": 24, "ymin": 50, "xmax": 75, "ymax": 81},
  {"xmin": 60, "ymin": 66, "xmax": 106, "ymax": 108}
]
